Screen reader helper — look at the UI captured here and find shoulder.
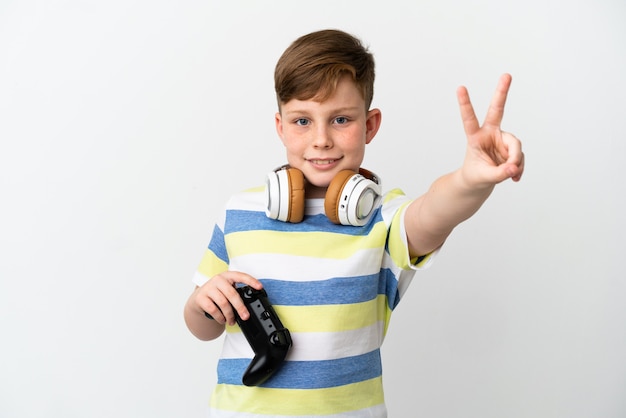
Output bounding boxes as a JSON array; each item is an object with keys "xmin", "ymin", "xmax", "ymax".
[
  {"xmin": 382, "ymin": 188, "xmax": 409, "ymax": 203},
  {"xmin": 380, "ymin": 188, "xmax": 412, "ymax": 217}
]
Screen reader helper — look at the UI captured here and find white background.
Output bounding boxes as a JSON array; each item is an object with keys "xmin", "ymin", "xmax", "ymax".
[{"xmin": 1, "ymin": 1, "xmax": 624, "ymax": 417}]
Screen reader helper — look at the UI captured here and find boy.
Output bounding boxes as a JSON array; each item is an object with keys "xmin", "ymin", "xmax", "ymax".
[{"xmin": 184, "ymin": 29, "xmax": 524, "ymax": 417}]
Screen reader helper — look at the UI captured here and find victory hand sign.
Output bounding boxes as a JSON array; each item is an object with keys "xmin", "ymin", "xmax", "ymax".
[
  {"xmin": 405, "ymin": 74, "xmax": 525, "ymax": 258},
  {"xmin": 457, "ymin": 73, "xmax": 525, "ymax": 188}
]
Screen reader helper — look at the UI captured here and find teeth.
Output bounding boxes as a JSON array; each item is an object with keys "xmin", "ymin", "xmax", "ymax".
[{"xmin": 311, "ymin": 159, "xmax": 335, "ymax": 165}]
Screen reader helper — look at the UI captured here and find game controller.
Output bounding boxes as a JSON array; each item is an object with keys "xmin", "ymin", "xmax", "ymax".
[{"xmin": 204, "ymin": 285, "xmax": 292, "ymax": 386}]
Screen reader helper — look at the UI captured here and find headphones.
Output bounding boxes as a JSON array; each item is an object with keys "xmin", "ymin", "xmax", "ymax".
[{"xmin": 265, "ymin": 165, "xmax": 382, "ymax": 226}]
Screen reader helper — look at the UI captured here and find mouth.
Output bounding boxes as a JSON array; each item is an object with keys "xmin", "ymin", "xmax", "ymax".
[{"xmin": 307, "ymin": 158, "xmax": 341, "ymax": 166}]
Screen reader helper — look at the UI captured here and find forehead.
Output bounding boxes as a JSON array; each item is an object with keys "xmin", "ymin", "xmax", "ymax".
[{"xmin": 281, "ymin": 76, "xmax": 366, "ymax": 114}]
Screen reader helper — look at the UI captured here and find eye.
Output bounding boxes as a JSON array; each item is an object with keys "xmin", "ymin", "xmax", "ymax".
[
  {"xmin": 295, "ymin": 118, "xmax": 309, "ymax": 126},
  {"xmin": 334, "ymin": 116, "xmax": 348, "ymax": 125}
]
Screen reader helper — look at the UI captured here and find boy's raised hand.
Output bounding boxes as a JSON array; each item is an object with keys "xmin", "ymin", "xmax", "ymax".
[{"xmin": 457, "ymin": 73, "xmax": 524, "ymax": 188}]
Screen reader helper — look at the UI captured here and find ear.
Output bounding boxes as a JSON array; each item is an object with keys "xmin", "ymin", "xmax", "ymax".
[
  {"xmin": 365, "ymin": 108, "xmax": 382, "ymax": 144},
  {"xmin": 275, "ymin": 112, "xmax": 285, "ymax": 143}
]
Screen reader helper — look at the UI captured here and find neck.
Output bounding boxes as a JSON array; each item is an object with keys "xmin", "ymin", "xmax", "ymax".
[{"xmin": 305, "ymin": 182, "xmax": 327, "ymax": 198}]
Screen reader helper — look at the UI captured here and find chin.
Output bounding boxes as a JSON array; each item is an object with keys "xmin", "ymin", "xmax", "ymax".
[
  {"xmin": 305, "ymin": 177, "xmax": 331, "ymax": 189},
  {"xmin": 306, "ymin": 170, "xmax": 336, "ymax": 184}
]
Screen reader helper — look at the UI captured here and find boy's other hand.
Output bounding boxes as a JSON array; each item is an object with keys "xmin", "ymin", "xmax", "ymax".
[{"xmin": 196, "ymin": 271, "xmax": 263, "ymax": 326}]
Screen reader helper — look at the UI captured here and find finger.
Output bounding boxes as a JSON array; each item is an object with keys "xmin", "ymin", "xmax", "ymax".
[
  {"xmin": 204, "ymin": 305, "xmax": 227, "ymax": 324},
  {"xmin": 219, "ymin": 271, "xmax": 264, "ymax": 322},
  {"xmin": 202, "ymin": 297, "xmax": 228, "ymax": 324},
  {"xmin": 203, "ymin": 286, "xmax": 233, "ymax": 324},
  {"xmin": 501, "ymin": 132, "xmax": 524, "ymax": 178},
  {"xmin": 483, "ymin": 73, "xmax": 512, "ymax": 128},
  {"xmin": 229, "ymin": 295, "xmax": 251, "ymax": 322},
  {"xmin": 457, "ymin": 85, "xmax": 480, "ymax": 137},
  {"xmin": 201, "ymin": 275, "xmax": 240, "ymax": 325},
  {"xmin": 222, "ymin": 271, "xmax": 264, "ymax": 290},
  {"xmin": 510, "ymin": 152, "xmax": 525, "ymax": 182},
  {"xmin": 501, "ymin": 131, "xmax": 523, "ymax": 165},
  {"xmin": 217, "ymin": 282, "xmax": 246, "ymax": 324}
]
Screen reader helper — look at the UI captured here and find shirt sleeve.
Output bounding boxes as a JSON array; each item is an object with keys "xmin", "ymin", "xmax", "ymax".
[
  {"xmin": 384, "ymin": 189, "xmax": 440, "ymax": 301},
  {"xmin": 192, "ymin": 213, "xmax": 230, "ymax": 287}
]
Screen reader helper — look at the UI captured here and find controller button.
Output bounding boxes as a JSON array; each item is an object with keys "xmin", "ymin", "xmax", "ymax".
[
  {"xmin": 242, "ymin": 287, "xmax": 254, "ymax": 299},
  {"xmin": 270, "ymin": 333, "xmax": 281, "ymax": 345}
]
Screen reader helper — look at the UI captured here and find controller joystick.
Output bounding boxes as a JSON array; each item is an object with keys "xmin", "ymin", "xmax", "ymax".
[{"xmin": 204, "ymin": 286, "xmax": 292, "ymax": 386}]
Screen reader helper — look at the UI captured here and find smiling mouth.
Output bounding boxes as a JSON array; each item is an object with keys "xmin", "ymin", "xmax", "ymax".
[{"xmin": 308, "ymin": 158, "xmax": 340, "ymax": 165}]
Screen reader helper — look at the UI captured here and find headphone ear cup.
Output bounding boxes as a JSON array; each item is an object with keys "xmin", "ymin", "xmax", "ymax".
[
  {"xmin": 266, "ymin": 167, "xmax": 305, "ymax": 222},
  {"xmin": 325, "ymin": 169, "xmax": 382, "ymax": 226},
  {"xmin": 285, "ymin": 168, "xmax": 305, "ymax": 223},
  {"xmin": 266, "ymin": 167, "xmax": 305, "ymax": 223},
  {"xmin": 324, "ymin": 170, "xmax": 356, "ymax": 224}
]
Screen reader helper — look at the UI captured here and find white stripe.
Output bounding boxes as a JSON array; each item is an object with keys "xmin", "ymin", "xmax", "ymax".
[
  {"xmin": 228, "ymin": 247, "xmax": 386, "ymax": 282},
  {"xmin": 208, "ymin": 403, "xmax": 387, "ymax": 418},
  {"xmin": 226, "ymin": 189, "xmax": 265, "ymax": 211},
  {"xmin": 193, "ymin": 271, "xmax": 210, "ymax": 287},
  {"xmin": 195, "ymin": 248, "xmax": 411, "ymax": 287},
  {"xmin": 220, "ymin": 322, "xmax": 385, "ymax": 361},
  {"xmin": 220, "ymin": 332, "xmax": 254, "ymax": 358},
  {"xmin": 192, "ymin": 271, "xmax": 209, "ymax": 287}
]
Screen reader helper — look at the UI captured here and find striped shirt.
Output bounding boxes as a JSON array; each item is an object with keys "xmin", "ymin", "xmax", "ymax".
[{"xmin": 193, "ymin": 185, "xmax": 435, "ymax": 417}]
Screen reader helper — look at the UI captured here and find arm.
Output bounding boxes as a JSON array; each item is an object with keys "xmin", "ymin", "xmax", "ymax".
[
  {"xmin": 183, "ymin": 271, "xmax": 263, "ymax": 341},
  {"xmin": 405, "ymin": 74, "xmax": 525, "ymax": 258}
]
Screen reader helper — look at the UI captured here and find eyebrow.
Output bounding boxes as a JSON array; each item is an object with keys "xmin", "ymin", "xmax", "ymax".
[{"xmin": 282, "ymin": 106, "xmax": 363, "ymax": 117}]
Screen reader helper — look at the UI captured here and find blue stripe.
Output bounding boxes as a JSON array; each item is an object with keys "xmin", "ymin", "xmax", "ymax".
[
  {"xmin": 260, "ymin": 273, "xmax": 399, "ymax": 310},
  {"xmin": 207, "ymin": 224, "xmax": 229, "ymax": 264},
  {"xmin": 217, "ymin": 350, "xmax": 382, "ymax": 389},
  {"xmin": 223, "ymin": 209, "xmax": 383, "ymax": 235},
  {"xmin": 380, "ymin": 268, "xmax": 402, "ymax": 310}
]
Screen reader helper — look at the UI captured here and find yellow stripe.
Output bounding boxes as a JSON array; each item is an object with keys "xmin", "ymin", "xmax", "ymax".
[
  {"xmin": 197, "ymin": 249, "xmax": 228, "ymax": 279},
  {"xmin": 210, "ymin": 377, "xmax": 384, "ymax": 415},
  {"xmin": 225, "ymin": 222, "xmax": 388, "ymax": 259},
  {"xmin": 384, "ymin": 190, "xmax": 434, "ymax": 268},
  {"xmin": 243, "ymin": 185, "xmax": 264, "ymax": 193},
  {"xmin": 382, "ymin": 187, "xmax": 406, "ymax": 203},
  {"xmin": 225, "ymin": 295, "xmax": 392, "ymax": 334},
  {"xmin": 386, "ymin": 200, "xmax": 412, "ymax": 269}
]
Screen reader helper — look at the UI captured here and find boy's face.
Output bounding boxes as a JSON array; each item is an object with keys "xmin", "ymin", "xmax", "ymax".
[{"xmin": 275, "ymin": 76, "xmax": 381, "ymax": 198}]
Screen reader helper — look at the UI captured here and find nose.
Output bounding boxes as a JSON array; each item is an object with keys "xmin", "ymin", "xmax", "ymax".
[{"xmin": 312, "ymin": 125, "xmax": 333, "ymax": 149}]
